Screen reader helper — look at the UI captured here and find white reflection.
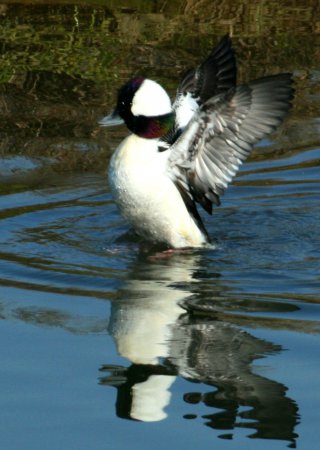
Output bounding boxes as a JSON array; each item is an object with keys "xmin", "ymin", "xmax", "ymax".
[
  {"xmin": 107, "ymin": 252, "xmax": 198, "ymax": 422},
  {"xmin": 110, "ymin": 278, "xmax": 187, "ymax": 365},
  {"xmin": 131, "ymin": 375, "xmax": 176, "ymax": 422},
  {"xmin": 109, "ymin": 253, "xmax": 197, "ymax": 365}
]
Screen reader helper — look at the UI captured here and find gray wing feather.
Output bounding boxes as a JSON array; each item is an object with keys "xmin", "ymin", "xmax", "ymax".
[{"xmin": 168, "ymin": 74, "xmax": 294, "ymax": 213}]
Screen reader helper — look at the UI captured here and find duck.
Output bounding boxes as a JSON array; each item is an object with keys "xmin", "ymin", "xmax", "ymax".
[{"xmin": 100, "ymin": 35, "xmax": 294, "ymax": 249}]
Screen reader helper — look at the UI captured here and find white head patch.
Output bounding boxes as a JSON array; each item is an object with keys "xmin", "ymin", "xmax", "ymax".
[{"xmin": 131, "ymin": 79, "xmax": 172, "ymax": 117}]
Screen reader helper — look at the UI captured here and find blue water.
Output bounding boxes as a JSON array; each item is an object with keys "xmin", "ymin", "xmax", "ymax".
[{"xmin": 1, "ymin": 145, "xmax": 319, "ymax": 449}]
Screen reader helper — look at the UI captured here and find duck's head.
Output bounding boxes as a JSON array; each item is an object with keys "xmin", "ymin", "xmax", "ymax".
[{"xmin": 100, "ymin": 77, "xmax": 175, "ymax": 139}]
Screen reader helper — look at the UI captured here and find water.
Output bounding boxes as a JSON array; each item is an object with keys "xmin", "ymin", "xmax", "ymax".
[{"xmin": 0, "ymin": 2, "xmax": 320, "ymax": 450}]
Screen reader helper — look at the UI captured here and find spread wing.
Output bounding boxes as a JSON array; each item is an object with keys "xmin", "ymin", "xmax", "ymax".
[
  {"xmin": 167, "ymin": 74, "xmax": 294, "ymax": 214},
  {"xmin": 173, "ymin": 34, "xmax": 237, "ymax": 131}
]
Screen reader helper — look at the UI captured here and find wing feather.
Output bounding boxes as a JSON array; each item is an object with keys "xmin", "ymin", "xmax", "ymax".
[
  {"xmin": 172, "ymin": 35, "xmax": 237, "ymax": 132},
  {"xmin": 177, "ymin": 34, "xmax": 237, "ymax": 101},
  {"xmin": 168, "ymin": 73, "xmax": 294, "ymax": 213}
]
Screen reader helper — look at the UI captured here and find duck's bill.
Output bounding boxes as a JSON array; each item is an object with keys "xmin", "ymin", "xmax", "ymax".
[{"xmin": 99, "ymin": 111, "xmax": 124, "ymax": 127}]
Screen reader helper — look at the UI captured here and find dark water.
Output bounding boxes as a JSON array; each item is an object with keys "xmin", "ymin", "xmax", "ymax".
[{"xmin": 1, "ymin": 2, "xmax": 320, "ymax": 450}]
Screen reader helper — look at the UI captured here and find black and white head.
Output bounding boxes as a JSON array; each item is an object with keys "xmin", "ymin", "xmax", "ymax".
[{"xmin": 100, "ymin": 77, "xmax": 175, "ymax": 139}]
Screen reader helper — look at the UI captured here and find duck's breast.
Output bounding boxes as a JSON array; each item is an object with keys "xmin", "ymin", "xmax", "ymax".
[{"xmin": 108, "ymin": 134, "xmax": 207, "ymax": 247}]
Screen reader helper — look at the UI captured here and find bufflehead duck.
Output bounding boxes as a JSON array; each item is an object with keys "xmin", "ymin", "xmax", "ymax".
[{"xmin": 100, "ymin": 35, "xmax": 294, "ymax": 248}]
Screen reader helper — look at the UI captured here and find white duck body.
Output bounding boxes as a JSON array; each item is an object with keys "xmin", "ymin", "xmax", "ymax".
[
  {"xmin": 102, "ymin": 36, "xmax": 294, "ymax": 249},
  {"xmin": 108, "ymin": 133, "xmax": 207, "ymax": 248}
]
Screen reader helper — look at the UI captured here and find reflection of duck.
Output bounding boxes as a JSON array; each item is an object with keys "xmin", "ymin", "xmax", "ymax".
[
  {"xmin": 100, "ymin": 251, "xmax": 299, "ymax": 446},
  {"xmin": 100, "ymin": 35, "xmax": 294, "ymax": 248},
  {"xmin": 169, "ymin": 314, "xmax": 299, "ymax": 443},
  {"xmin": 105, "ymin": 252, "xmax": 196, "ymax": 421}
]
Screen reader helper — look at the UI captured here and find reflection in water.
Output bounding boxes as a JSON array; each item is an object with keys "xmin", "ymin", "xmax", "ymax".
[
  {"xmin": 170, "ymin": 316, "xmax": 298, "ymax": 445},
  {"xmin": 102, "ymin": 251, "xmax": 194, "ymax": 421},
  {"xmin": 100, "ymin": 252, "xmax": 299, "ymax": 446}
]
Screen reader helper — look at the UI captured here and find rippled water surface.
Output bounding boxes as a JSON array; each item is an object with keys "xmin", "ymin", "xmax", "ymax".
[{"xmin": 1, "ymin": 2, "xmax": 320, "ymax": 450}]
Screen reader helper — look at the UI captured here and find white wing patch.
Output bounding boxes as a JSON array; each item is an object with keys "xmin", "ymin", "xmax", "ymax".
[{"xmin": 174, "ymin": 92, "xmax": 199, "ymax": 129}]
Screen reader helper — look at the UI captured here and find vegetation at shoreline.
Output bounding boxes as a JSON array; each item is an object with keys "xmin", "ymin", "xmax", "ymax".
[{"xmin": 0, "ymin": 1, "xmax": 319, "ymax": 177}]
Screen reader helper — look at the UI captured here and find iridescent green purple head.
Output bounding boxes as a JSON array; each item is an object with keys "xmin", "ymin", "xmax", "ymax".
[{"xmin": 100, "ymin": 77, "xmax": 175, "ymax": 139}]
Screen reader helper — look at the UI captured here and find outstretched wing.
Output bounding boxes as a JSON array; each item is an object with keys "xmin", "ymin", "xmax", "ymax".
[
  {"xmin": 167, "ymin": 74, "xmax": 294, "ymax": 214},
  {"xmin": 173, "ymin": 34, "xmax": 237, "ymax": 131}
]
